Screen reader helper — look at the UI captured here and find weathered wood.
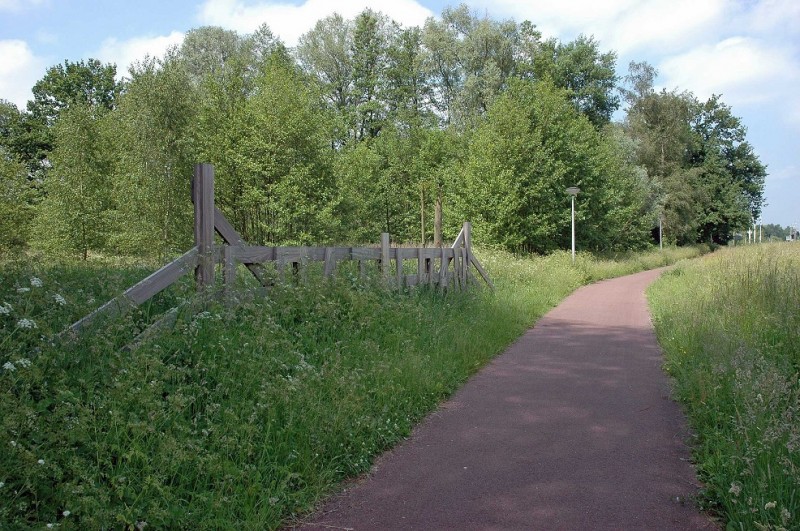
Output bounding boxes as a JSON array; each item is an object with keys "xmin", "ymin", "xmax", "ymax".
[
  {"xmin": 417, "ymin": 248, "xmax": 425, "ymax": 284},
  {"xmin": 381, "ymin": 233, "xmax": 390, "ymax": 278},
  {"xmin": 451, "ymin": 225, "xmax": 465, "ymax": 249},
  {"xmin": 67, "ymin": 247, "xmax": 199, "ymax": 336},
  {"xmin": 193, "ymin": 164, "xmax": 215, "ymax": 290},
  {"xmin": 323, "ymin": 247, "xmax": 335, "ymax": 277},
  {"xmin": 213, "ymin": 207, "xmax": 267, "ymax": 285},
  {"xmin": 440, "ymin": 246, "xmax": 448, "ymax": 290},
  {"xmin": 223, "ymin": 245, "xmax": 235, "ymax": 296},
  {"xmin": 396, "ymin": 248, "xmax": 404, "ymax": 287},
  {"xmin": 470, "ymin": 254, "xmax": 495, "ymax": 291},
  {"xmin": 352, "ymin": 248, "xmax": 381, "ymax": 260}
]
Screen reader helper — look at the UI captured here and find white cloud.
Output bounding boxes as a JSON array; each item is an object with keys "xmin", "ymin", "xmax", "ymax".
[
  {"xmin": 0, "ymin": 0, "xmax": 46, "ymax": 12},
  {"xmin": 659, "ymin": 37, "xmax": 800, "ymax": 110},
  {"xmin": 0, "ymin": 40, "xmax": 46, "ymax": 108},
  {"xmin": 94, "ymin": 31, "xmax": 185, "ymax": 78},
  {"xmin": 197, "ymin": 0, "xmax": 435, "ymax": 46}
]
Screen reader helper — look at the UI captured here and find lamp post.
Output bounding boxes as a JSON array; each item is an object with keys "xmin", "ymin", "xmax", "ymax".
[{"xmin": 566, "ymin": 187, "xmax": 580, "ymax": 263}]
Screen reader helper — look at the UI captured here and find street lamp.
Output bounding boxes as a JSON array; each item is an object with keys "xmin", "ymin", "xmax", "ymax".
[{"xmin": 566, "ymin": 187, "xmax": 580, "ymax": 262}]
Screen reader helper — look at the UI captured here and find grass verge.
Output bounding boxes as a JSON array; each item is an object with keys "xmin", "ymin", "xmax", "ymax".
[
  {"xmin": 2, "ymin": 245, "xmax": 706, "ymax": 529},
  {"xmin": 647, "ymin": 244, "xmax": 799, "ymax": 529}
]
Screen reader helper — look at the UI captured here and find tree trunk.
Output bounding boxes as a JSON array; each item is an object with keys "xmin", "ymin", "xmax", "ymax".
[
  {"xmin": 420, "ymin": 185, "xmax": 426, "ymax": 247},
  {"xmin": 434, "ymin": 184, "xmax": 443, "ymax": 248}
]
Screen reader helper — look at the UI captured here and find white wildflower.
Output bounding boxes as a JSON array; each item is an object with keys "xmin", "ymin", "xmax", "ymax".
[
  {"xmin": 17, "ymin": 287, "xmax": 30, "ymax": 293},
  {"xmin": 17, "ymin": 318, "xmax": 37, "ymax": 329},
  {"xmin": 729, "ymin": 482, "xmax": 742, "ymax": 496},
  {"xmin": 10, "ymin": 440, "xmax": 16, "ymax": 447},
  {"xmin": 782, "ymin": 508, "xmax": 791, "ymax": 524},
  {"xmin": 46, "ymin": 524, "xmax": 53, "ymax": 529},
  {"xmin": 37, "ymin": 459, "xmax": 45, "ymax": 465},
  {"xmin": 16, "ymin": 358, "xmax": 31, "ymax": 368},
  {"xmin": 0, "ymin": 481, "xmax": 5, "ymax": 488},
  {"xmin": 3, "ymin": 361, "xmax": 15, "ymax": 372},
  {"xmin": 53, "ymin": 294, "xmax": 67, "ymax": 306},
  {"xmin": 62, "ymin": 510, "xmax": 71, "ymax": 517},
  {"xmin": 87, "ymin": 297, "xmax": 95, "ymax": 304},
  {"xmin": 765, "ymin": 501, "xmax": 777, "ymax": 510},
  {"xmin": 0, "ymin": 302, "xmax": 11, "ymax": 315},
  {"xmin": 30, "ymin": 277, "xmax": 43, "ymax": 288}
]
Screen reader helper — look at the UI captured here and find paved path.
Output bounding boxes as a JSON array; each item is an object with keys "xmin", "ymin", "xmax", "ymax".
[{"xmin": 296, "ymin": 269, "xmax": 715, "ymax": 530}]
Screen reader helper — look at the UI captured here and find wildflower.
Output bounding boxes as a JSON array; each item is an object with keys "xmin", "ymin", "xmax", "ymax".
[
  {"xmin": 0, "ymin": 302, "xmax": 11, "ymax": 315},
  {"xmin": 62, "ymin": 510, "xmax": 71, "ymax": 517},
  {"xmin": 53, "ymin": 294, "xmax": 67, "ymax": 306},
  {"xmin": 782, "ymin": 508, "xmax": 791, "ymax": 525},
  {"xmin": 729, "ymin": 482, "xmax": 742, "ymax": 496},
  {"xmin": 0, "ymin": 481, "xmax": 4, "ymax": 488},
  {"xmin": 17, "ymin": 287, "xmax": 30, "ymax": 293},
  {"xmin": 10, "ymin": 440, "xmax": 16, "ymax": 447},
  {"xmin": 37, "ymin": 459, "xmax": 45, "ymax": 465},
  {"xmin": 17, "ymin": 318, "xmax": 37, "ymax": 329},
  {"xmin": 16, "ymin": 358, "xmax": 31, "ymax": 368},
  {"xmin": 3, "ymin": 361, "xmax": 15, "ymax": 372},
  {"xmin": 765, "ymin": 501, "xmax": 777, "ymax": 510},
  {"xmin": 30, "ymin": 277, "xmax": 43, "ymax": 287}
]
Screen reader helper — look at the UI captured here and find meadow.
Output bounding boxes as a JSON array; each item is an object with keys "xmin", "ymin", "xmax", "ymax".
[
  {"xmin": 1, "ymin": 245, "xmax": 705, "ymax": 529},
  {"xmin": 648, "ymin": 243, "xmax": 800, "ymax": 530}
]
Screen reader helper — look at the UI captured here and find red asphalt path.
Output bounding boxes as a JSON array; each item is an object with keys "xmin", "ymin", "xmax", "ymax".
[{"xmin": 295, "ymin": 268, "xmax": 716, "ymax": 530}]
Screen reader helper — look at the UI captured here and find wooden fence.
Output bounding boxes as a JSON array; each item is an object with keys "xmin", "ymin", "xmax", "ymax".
[{"xmin": 64, "ymin": 163, "xmax": 492, "ymax": 337}]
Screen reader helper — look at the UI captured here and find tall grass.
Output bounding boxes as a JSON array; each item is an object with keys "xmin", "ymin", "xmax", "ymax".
[
  {"xmin": 648, "ymin": 244, "xmax": 800, "ymax": 529},
  {"xmin": 1, "ymin": 245, "xmax": 706, "ymax": 529}
]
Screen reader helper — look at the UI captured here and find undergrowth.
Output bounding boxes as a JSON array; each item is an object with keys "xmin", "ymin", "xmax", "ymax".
[
  {"xmin": 1, "ymin": 244, "xmax": 705, "ymax": 529},
  {"xmin": 648, "ymin": 244, "xmax": 799, "ymax": 530}
]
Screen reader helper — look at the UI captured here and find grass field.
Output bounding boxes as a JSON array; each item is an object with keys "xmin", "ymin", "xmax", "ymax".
[
  {"xmin": 648, "ymin": 243, "xmax": 800, "ymax": 530},
  {"xmin": 1, "ymin": 245, "xmax": 705, "ymax": 529}
]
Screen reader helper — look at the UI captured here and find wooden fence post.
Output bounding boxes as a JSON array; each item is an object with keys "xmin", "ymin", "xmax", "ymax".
[
  {"xmin": 194, "ymin": 163, "xmax": 215, "ymax": 291},
  {"xmin": 381, "ymin": 233, "xmax": 390, "ymax": 278},
  {"xmin": 464, "ymin": 222, "xmax": 472, "ymax": 286}
]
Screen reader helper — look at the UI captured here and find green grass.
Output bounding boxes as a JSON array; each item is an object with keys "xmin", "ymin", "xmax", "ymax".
[
  {"xmin": 648, "ymin": 244, "xmax": 800, "ymax": 530},
  {"xmin": 1, "ymin": 244, "xmax": 706, "ymax": 529}
]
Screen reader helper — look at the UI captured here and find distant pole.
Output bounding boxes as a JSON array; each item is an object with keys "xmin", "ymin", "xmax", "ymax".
[
  {"xmin": 566, "ymin": 187, "xmax": 580, "ymax": 263},
  {"xmin": 659, "ymin": 216, "xmax": 663, "ymax": 251}
]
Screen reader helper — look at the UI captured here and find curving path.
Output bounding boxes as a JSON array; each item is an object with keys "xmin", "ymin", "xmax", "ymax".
[{"xmin": 294, "ymin": 268, "xmax": 716, "ymax": 530}]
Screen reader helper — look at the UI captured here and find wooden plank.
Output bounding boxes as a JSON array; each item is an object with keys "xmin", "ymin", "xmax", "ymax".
[
  {"xmin": 231, "ymin": 246, "xmax": 276, "ymax": 263},
  {"xmin": 470, "ymin": 254, "xmax": 495, "ymax": 291},
  {"xmin": 323, "ymin": 247, "xmax": 335, "ymax": 277},
  {"xmin": 427, "ymin": 257, "xmax": 434, "ymax": 287},
  {"xmin": 417, "ymin": 248, "xmax": 425, "ymax": 284},
  {"xmin": 461, "ymin": 247, "xmax": 468, "ymax": 286},
  {"xmin": 396, "ymin": 248, "xmax": 404, "ymax": 287},
  {"xmin": 67, "ymin": 247, "xmax": 199, "ymax": 336},
  {"xmin": 381, "ymin": 233, "xmax": 390, "ymax": 278},
  {"xmin": 223, "ymin": 245, "xmax": 235, "ymax": 296},
  {"xmin": 352, "ymin": 247, "xmax": 381, "ymax": 260},
  {"xmin": 193, "ymin": 164, "xmax": 215, "ymax": 290},
  {"xmin": 440, "ymin": 246, "xmax": 448, "ymax": 290},
  {"xmin": 406, "ymin": 274, "xmax": 419, "ymax": 287},
  {"xmin": 213, "ymin": 207, "xmax": 268, "ymax": 285},
  {"xmin": 451, "ymin": 225, "xmax": 465, "ymax": 249}
]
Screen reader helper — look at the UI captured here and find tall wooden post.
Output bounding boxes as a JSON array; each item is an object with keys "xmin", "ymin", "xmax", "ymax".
[
  {"xmin": 194, "ymin": 163, "xmax": 215, "ymax": 290},
  {"xmin": 464, "ymin": 222, "xmax": 472, "ymax": 286},
  {"xmin": 381, "ymin": 233, "xmax": 390, "ymax": 278}
]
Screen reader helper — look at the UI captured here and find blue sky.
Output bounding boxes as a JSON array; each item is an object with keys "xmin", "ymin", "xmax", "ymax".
[{"xmin": 1, "ymin": 0, "xmax": 798, "ymax": 228}]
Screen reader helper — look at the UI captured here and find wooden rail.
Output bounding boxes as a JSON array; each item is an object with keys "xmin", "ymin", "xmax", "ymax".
[{"xmin": 62, "ymin": 163, "xmax": 492, "ymax": 338}]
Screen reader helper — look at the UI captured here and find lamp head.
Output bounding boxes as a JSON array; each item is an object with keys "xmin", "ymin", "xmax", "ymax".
[{"xmin": 566, "ymin": 187, "xmax": 580, "ymax": 196}]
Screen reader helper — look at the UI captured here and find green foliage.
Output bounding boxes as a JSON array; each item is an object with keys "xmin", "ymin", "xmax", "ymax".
[
  {"xmin": 648, "ymin": 244, "xmax": 800, "ymax": 529},
  {"xmin": 31, "ymin": 104, "xmax": 113, "ymax": 259},
  {"xmin": 459, "ymin": 78, "xmax": 649, "ymax": 253},
  {"xmin": 106, "ymin": 54, "xmax": 197, "ymax": 258},
  {"xmin": 0, "ymin": 148, "xmax": 35, "ymax": 254}
]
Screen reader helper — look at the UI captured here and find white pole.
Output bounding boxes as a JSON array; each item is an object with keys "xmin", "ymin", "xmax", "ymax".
[
  {"xmin": 571, "ymin": 195, "xmax": 576, "ymax": 262},
  {"xmin": 659, "ymin": 216, "xmax": 663, "ymax": 250}
]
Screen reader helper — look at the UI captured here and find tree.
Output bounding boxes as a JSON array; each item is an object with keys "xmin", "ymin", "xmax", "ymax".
[
  {"xmin": 31, "ymin": 104, "xmax": 113, "ymax": 259},
  {"xmin": 107, "ymin": 53, "xmax": 198, "ymax": 258},
  {"xmin": 459, "ymin": 78, "xmax": 648, "ymax": 253},
  {"xmin": 532, "ymin": 35, "xmax": 619, "ymax": 127},
  {"xmin": 0, "ymin": 146, "xmax": 35, "ymax": 253}
]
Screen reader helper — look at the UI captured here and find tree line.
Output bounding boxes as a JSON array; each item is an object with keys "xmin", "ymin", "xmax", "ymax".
[{"xmin": 0, "ymin": 4, "xmax": 766, "ymax": 259}]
